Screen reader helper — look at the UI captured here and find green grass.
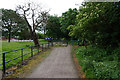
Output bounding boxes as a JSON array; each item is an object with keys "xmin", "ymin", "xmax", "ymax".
[
  {"xmin": 7, "ymin": 49, "xmax": 51, "ymax": 78},
  {"xmin": 0, "ymin": 40, "xmax": 48, "ymax": 69},
  {"xmin": 2, "ymin": 41, "xmax": 34, "ymax": 52},
  {"xmin": 2, "ymin": 40, "xmax": 48, "ymax": 52},
  {"xmin": 74, "ymin": 45, "xmax": 119, "ymax": 79}
]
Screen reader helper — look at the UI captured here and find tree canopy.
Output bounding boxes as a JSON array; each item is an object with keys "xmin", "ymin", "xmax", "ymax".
[
  {"xmin": 1, "ymin": 2, "xmax": 120, "ymax": 49},
  {"xmin": 46, "ymin": 16, "xmax": 63, "ymax": 39},
  {"xmin": 2, "ymin": 9, "xmax": 28, "ymax": 42},
  {"xmin": 68, "ymin": 2, "xmax": 120, "ymax": 48},
  {"xmin": 60, "ymin": 8, "xmax": 79, "ymax": 39}
]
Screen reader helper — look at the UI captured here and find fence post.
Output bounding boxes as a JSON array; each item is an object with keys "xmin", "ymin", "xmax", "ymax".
[
  {"xmin": 72, "ymin": 40, "xmax": 74, "ymax": 45},
  {"xmin": 48, "ymin": 42, "xmax": 49, "ymax": 48},
  {"xmin": 44, "ymin": 44, "xmax": 46, "ymax": 49},
  {"xmin": 2, "ymin": 53, "xmax": 5, "ymax": 76},
  {"xmin": 31, "ymin": 47, "xmax": 33, "ymax": 57},
  {"xmin": 21, "ymin": 49, "xmax": 23, "ymax": 65},
  {"xmin": 66, "ymin": 40, "xmax": 68, "ymax": 46},
  {"xmin": 52, "ymin": 41, "xmax": 53, "ymax": 47},
  {"xmin": 38, "ymin": 45, "xmax": 39, "ymax": 53},
  {"xmin": 42, "ymin": 44, "xmax": 43, "ymax": 51}
]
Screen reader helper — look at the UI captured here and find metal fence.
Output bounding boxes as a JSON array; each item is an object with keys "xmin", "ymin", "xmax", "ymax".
[
  {"xmin": 52, "ymin": 40, "xmax": 68, "ymax": 46},
  {"xmin": 0, "ymin": 40, "xmax": 68, "ymax": 77},
  {"xmin": 0, "ymin": 42, "xmax": 53, "ymax": 76},
  {"xmin": 69, "ymin": 40, "xmax": 79, "ymax": 45}
]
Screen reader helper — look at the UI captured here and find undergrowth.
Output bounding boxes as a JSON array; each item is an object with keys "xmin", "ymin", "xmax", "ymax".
[{"xmin": 75, "ymin": 45, "xmax": 119, "ymax": 79}]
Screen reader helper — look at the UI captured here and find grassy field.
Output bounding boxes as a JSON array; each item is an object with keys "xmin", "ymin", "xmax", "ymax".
[
  {"xmin": 73, "ymin": 45, "xmax": 119, "ymax": 79},
  {"xmin": 2, "ymin": 40, "xmax": 48, "ymax": 52},
  {"xmin": 0, "ymin": 40, "xmax": 48, "ymax": 69}
]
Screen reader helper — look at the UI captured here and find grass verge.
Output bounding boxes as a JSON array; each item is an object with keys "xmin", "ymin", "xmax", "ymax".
[
  {"xmin": 71, "ymin": 45, "xmax": 86, "ymax": 78},
  {"xmin": 5, "ymin": 49, "xmax": 52, "ymax": 78}
]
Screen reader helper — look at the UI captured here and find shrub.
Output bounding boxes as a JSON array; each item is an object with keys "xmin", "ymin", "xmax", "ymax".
[{"xmin": 75, "ymin": 45, "xmax": 119, "ymax": 79}]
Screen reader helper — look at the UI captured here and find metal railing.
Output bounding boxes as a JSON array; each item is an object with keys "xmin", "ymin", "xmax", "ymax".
[
  {"xmin": 69, "ymin": 40, "xmax": 79, "ymax": 45},
  {"xmin": 0, "ymin": 40, "xmax": 68, "ymax": 77},
  {"xmin": 0, "ymin": 42, "xmax": 53, "ymax": 76},
  {"xmin": 52, "ymin": 40, "xmax": 68, "ymax": 46}
]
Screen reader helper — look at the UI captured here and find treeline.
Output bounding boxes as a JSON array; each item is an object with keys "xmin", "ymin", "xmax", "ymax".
[
  {"xmin": 2, "ymin": 9, "xmax": 31, "ymax": 41},
  {"xmin": 47, "ymin": 2, "xmax": 120, "ymax": 49},
  {"xmin": 46, "ymin": 8, "xmax": 79, "ymax": 40},
  {"xmin": 0, "ymin": 6, "xmax": 45, "ymax": 42},
  {"xmin": 1, "ymin": 2, "xmax": 120, "ymax": 49},
  {"xmin": 68, "ymin": 2, "xmax": 120, "ymax": 49}
]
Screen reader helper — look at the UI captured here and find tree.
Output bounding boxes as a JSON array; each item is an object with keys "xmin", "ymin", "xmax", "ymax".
[
  {"xmin": 68, "ymin": 2, "xmax": 120, "ymax": 48},
  {"xmin": 2, "ymin": 9, "xmax": 24, "ymax": 42},
  {"xmin": 16, "ymin": 2, "xmax": 49, "ymax": 45},
  {"xmin": 46, "ymin": 16, "xmax": 63, "ymax": 39},
  {"xmin": 60, "ymin": 8, "xmax": 79, "ymax": 39},
  {"xmin": 18, "ymin": 26, "xmax": 31, "ymax": 40}
]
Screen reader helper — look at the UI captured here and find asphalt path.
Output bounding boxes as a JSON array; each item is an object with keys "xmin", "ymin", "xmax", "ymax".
[{"xmin": 27, "ymin": 45, "xmax": 78, "ymax": 78}]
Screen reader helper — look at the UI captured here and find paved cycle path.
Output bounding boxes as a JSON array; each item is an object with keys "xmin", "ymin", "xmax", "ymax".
[{"xmin": 27, "ymin": 45, "xmax": 78, "ymax": 78}]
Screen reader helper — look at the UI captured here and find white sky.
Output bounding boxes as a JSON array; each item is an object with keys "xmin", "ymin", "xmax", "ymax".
[{"xmin": 0, "ymin": 0, "xmax": 84, "ymax": 16}]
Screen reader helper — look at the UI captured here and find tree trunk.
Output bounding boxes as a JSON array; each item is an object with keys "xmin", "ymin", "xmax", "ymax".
[
  {"xmin": 31, "ymin": 31, "xmax": 39, "ymax": 46},
  {"xmin": 24, "ymin": 16, "xmax": 39, "ymax": 46},
  {"xmin": 44, "ymin": 26, "xmax": 46, "ymax": 39}
]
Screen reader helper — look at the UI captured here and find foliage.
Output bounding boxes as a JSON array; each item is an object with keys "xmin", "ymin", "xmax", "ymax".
[
  {"xmin": 37, "ymin": 33, "xmax": 45, "ymax": 39},
  {"xmin": 69, "ymin": 3, "xmax": 120, "ymax": 79},
  {"xmin": 18, "ymin": 28, "xmax": 31, "ymax": 40},
  {"xmin": 46, "ymin": 16, "xmax": 63, "ymax": 39},
  {"xmin": 2, "ymin": 9, "xmax": 23, "ymax": 41},
  {"xmin": 68, "ymin": 2, "xmax": 120, "ymax": 48},
  {"xmin": 75, "ymin": 46, "xmax": 119, "ymax": 79},
  {"xmin": 60, "ymin": 8, "xmax": 79, "ymax": 39},
  {"xmin": 2, "ymin": 9, "xmax": 31, "ymax": 40}
]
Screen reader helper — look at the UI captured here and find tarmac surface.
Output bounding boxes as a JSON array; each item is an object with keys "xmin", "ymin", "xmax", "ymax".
[{"xmin": 27, "ymin": 45, "xmax": 78, "ymax": 78}]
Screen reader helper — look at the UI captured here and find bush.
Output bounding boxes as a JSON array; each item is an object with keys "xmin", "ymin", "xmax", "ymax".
[
  {"xmin": 94, "ymin": 61, "xmax": 118, "ymax": 79},
  {"xmin": 75, "ymin": 45, "xmax": 119, "ymax": 79}
]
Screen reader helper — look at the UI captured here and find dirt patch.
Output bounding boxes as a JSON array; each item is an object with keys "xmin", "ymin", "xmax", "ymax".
[{"xmin": 72, "ymin": 45, "xmax": 86, "ymax": 78}]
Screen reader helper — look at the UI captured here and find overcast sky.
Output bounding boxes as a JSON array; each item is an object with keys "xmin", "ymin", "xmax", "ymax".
[{"xmin": 0, "ymin": 0, "xmax": 84, "ymax": 16}]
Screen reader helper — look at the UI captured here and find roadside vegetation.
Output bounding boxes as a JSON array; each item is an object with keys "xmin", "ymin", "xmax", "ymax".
[
  {"xmin": 65, "ymin": 2, "xmax": 120, "ymax": 79},
  {"xmin": 73, "ymin": 46, "xmax": 119, "ymax": 79}
]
